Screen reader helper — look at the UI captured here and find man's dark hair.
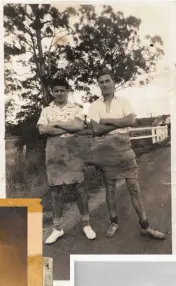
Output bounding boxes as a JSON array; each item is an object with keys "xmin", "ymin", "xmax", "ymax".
[
  {"xmin": 51, "ymin": 77, "xmax": 69, "ymax": 90},
  {"xmin": 97, "ymin": 69, "xmax": 115, "ymax": 81}
]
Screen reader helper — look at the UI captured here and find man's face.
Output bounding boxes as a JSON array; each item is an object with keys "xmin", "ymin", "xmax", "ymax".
[
  {"xmin": 97, "ymin": 74, "xmax": 115, "ymax": 97},
  {"xmin": 52, "ymin": 85, "xmax": 68, "ymax": 103}
]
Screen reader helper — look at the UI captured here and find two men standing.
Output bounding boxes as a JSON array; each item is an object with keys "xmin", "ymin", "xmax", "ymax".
[{"xmin": 37, "ymin": 70, "xmax": 166, "ymax": 245}]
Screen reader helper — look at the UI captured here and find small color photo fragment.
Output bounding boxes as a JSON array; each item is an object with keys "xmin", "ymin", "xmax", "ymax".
[
  {"xmin": 0, "ymin": 199, "xmax": 43, "ymax": 286},
  {"xmin": 0, "ymin": 207, "xmax": 27, "ymax": 286}
]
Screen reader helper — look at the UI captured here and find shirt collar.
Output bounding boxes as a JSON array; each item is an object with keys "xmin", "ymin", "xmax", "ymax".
[
  {"xmin": 99, "ymin": 93, "xmax": 117, "ymax": 102},
  {"xmin": 49, "ymin": 101, "xmax": 74, "ymax": 108}
]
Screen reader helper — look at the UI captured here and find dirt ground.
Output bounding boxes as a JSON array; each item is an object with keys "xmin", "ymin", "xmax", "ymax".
[{"xmin": 43, "ymin": 145, "xmax": 171, "ymax": 280}]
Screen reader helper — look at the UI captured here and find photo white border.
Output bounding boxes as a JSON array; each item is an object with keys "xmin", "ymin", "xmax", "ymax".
[
  {"xmin": 2, "ymin": 0, "xmax": 176, "ymax": 4},
  {"xmin": 170, "ymin": 3, "xmax": 176, "ymax": 255},
  {"xmin": 1, "ymin": 1, "xmax": 176, "ymax": 285},
  {"xmin": 53, "ymin": 282, "xmax": 70, "ymax": 286},
  {"xmin": 0, "ymin": 1, "xmax": 5, "ymax": 199}
]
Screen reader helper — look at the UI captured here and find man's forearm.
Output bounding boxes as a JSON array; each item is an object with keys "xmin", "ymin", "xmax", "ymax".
[
  {"xmin": 96, "ymin": 125, "xmax": 116, "ymax": 136},
  {"xmin": 102, "ymin": 114, "xmax": 135, "ymax": 128},
  {"xmin": 91, "ymin": 121, "xmax": 117, "ymax": 136},
  {"xmin": 38, "ymin": 125, "xmax": 66, "ymax": 136},
  {"xmin": 51, "ymin": 119, "xmax": 84, "ymax": 133}
]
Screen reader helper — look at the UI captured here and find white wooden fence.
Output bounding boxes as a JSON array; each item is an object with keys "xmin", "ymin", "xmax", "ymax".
[{"xmin": 130, "ymin": 125, "xmax": 168, "ymax": 144}]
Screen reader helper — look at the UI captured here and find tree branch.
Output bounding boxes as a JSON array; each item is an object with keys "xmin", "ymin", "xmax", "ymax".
[
  {"xmin": 9, "ymin": 30, "xmax": 34, "ymax": 50},
  {"xmin": 19, "ymin": 36, "xmax": 34, "ymax": 49},
  {"xmin": 47, "ymin": 27, "xmax": 56, "ymax": 77},
  {"xmin": 43, "ymin": 20, "xmax": 52, "ymax": 25},
  {"xmin": 52, "ymin": 31, "xmax": 72, "ymax": 50},
  {"xmin": 28, "ymin": 33, "xmax": 41, "ymax": 77},
  {"xmin": 115, "ymin": 80, "xmax": 126, "ymax": 90},
  {"xmin": 48, "ymin": 27, "xmax": 56, "ymax": 53}
]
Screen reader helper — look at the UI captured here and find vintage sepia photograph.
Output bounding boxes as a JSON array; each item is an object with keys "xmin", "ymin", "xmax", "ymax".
[{"xmin": 4, "ymin": 1, "xmax": 174, "ymax": 281}]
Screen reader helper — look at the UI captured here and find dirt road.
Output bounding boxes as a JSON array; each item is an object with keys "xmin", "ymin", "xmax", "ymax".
[{"xmin": 43, "ymin": 145, "xmax": 171, "ymax": 280}]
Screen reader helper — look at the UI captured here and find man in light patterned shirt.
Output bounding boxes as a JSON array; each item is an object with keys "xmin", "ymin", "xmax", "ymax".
[
  {"xmin": 88, "ymin": 69, "xmax": 166, "ymax": 240},
  {"xmin": 37, "ymin": 78, "xmax": 96, "ymax": 244}
]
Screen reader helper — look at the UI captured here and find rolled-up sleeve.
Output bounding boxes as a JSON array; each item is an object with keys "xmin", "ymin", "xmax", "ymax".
[
  {"xmin": 37, "ymin": 108, "xmax": 48, "ymax": 126},
  {"xmin": 87, "ymin": 103, "xmax": 100, "ymax": 123}
]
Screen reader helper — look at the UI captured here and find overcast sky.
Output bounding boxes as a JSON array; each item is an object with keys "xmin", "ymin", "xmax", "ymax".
[{"xmin": 75, "ymin": 261, "xmax": 176, "ymax": 286}]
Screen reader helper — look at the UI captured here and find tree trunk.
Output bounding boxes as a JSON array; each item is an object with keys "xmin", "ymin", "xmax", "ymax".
[
  {"xmin": 41, "ymin": 83, "xmax": 52, "ymax": 107},
  {"xmin": 36, "ymin": 27, "xmax": 52, "ymax": 106},
  {"xmin": 31, "ymin": 4, "xmax": 52, "ymax": 106}
]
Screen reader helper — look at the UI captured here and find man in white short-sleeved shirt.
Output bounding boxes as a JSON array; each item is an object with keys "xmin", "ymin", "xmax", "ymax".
[
  {"xmin": 37, "ymin": 78, "xmax": 96, "ymax": 244},
  {"xmin": 88, "ymin": 94, "xmax": 134, "ymax": 134},
  {"xmin": 88, "ymin": 69, "xmax": 166, "ymax": 240}
]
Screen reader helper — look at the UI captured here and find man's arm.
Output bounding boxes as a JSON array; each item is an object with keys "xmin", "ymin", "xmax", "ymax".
[
  {"xmin": 38, "ymin": 124, "xmax": 67, "ymax": 136},
  {"xmin": 100, "ymin": 114, "xmax": 136, "ymax": 128},
  {"xmin": 49, "ymin": 118, "xmax": 84, "ymax": 133},
  {"xmin": 91, "ymin": 120, "xmax": 117, "ymax": 136}
]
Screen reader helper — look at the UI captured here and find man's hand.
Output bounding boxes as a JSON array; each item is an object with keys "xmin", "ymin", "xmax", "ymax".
[
  {"xmin": 48, "ymin": 121, "xmax": 62, "ymax": 127},
  {"xmin": 100, "ymin": 114, "xmax": 136, "ymax": 128},
  {"xmin": 47, "ymin": 118, "xmax": 84, "ymax": 133},
  {"xmin": 38, "ymin": 124, "xmax": 67, "ymax": 136},
  {"xmin": 91, "ymin": 120, "xmax": 117, "ymax": 136},
  {"xmin": 75, "ymin": 129, "xmax": 93, "ymax": 136},
  {"xmin": 99, "ymin": 118, "xmax": 110, "ymax": 125}
]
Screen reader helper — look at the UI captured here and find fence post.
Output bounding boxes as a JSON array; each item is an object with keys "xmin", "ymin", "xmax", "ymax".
[
  {"xmin": 162, "ymin": 126, "xmax": 164, "ymax": 140},
  {"xmin": 152, "ymin": 127, "xmax": 156, "ymax": 144},
  {"xmin": 165, "ymin": 125, "xmax": 168, "ymax": 138},
  {"xmin": 161, "ymin": 127, "xmax": 163, "ymax": 141},
  {"xmin": 158, "ymin": 127, "xmax": 160, "ymax": 142},
  {"xmin": 163, "ymin": 126, "xmax": 165, "ymax": 140}
]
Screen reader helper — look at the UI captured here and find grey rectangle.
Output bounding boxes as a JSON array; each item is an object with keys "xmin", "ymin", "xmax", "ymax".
[{"xmin": 75, "ymin": 261, "xmax": 176, "ymax": 286}]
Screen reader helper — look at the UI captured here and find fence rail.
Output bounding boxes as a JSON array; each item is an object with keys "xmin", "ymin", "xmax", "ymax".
[{"xmin": 130, "ymin": 125, "xmax": 168, "ymax": 143}]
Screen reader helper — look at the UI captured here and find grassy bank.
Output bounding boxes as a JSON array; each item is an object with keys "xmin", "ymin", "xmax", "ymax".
[{"xmin": 6, "ymin": 139, "xmax": 103, "ymax": 210}]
